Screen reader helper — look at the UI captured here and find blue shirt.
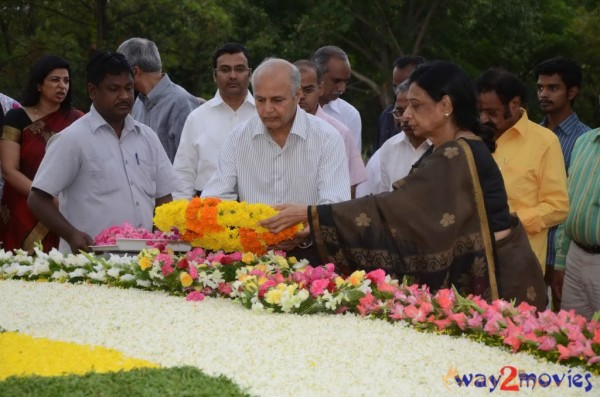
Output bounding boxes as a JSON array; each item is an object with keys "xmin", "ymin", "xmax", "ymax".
[{"xmin": 541, "ymin": 112, "xmax": 591, "ymax": 266}]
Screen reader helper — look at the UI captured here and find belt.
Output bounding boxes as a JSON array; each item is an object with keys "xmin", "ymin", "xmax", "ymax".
[{"xmin": 575, "ymin": 241, "xmax": 600, "ymax": 254}]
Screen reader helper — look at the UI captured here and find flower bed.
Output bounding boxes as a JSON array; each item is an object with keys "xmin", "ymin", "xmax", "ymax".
[
  {"xmin": 2, "ymin": 246, "xmax": 600, "ymax": 372},
  {"xmin": 1, "ymin": 279, "xmax": 598, "ymax": 396}
]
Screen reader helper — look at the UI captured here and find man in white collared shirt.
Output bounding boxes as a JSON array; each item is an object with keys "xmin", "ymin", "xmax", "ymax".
[
  {"xmin": 28, "ymin": 52, "xmax": 176, "ymax": 254},
  {"xmin": 172, "ymin": 43, "xmax": 256, "ymax": 199},
  {"xmin": 202, "ymin": 58, "xmax": 350, "ymax": 206},
  {"xmin": 312, "ymin": 46, "xmax": 362, "ymax": 153},
  {"xmin": 357, "ymin": 81, "xmax": 431, "ymax": 196}
]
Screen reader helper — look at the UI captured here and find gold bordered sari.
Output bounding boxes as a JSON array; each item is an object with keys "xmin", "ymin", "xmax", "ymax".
[{"xmin": 0, "ymin": 108, "xmax": 83, "ymax": 252}]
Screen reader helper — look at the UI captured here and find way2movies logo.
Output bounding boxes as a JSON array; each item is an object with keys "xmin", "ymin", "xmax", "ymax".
[{"xmin": 442, "ymin": 365, "xmax": 593, "ymax": 392}]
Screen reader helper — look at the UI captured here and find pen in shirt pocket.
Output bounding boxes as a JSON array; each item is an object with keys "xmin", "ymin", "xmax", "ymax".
[{"xmin": 135, "ymin": 153, "xmax": 140, "ymax": 165}]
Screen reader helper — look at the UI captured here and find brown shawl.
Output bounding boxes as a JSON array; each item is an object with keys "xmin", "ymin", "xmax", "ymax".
[{"xmin": 309, "ymin": 139, "xmax": 499, "ymax": 301}]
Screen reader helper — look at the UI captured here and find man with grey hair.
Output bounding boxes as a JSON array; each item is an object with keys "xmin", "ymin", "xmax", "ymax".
[
  {"xmin": 117, "ymin": 37, "xmax": 200, "ymax": 162},
  {"xmin": 202, "ymin": 58, "xmax": 350, "ymax": 256},
  {"xmin": 312, "ymin": 45, "xmax": 362, "ymax": 153}
]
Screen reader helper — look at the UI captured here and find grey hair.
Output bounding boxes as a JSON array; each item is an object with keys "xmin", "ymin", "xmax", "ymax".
[
  {"xmin": 251, "ymin": 57, "xmax": 301, "ymax": 97},
  {"xmin": 294, "ymin": 59, "xmax": 322, "ymax": 83},
  {"xmin": 311, "ymin": 45, "xmax": 348, "ymax": 75},
  {"xmin": 117, "ymin": 37, "xmax": 162, "ymax": 73},
  {"xmin": 394, "ymin": 79, "xmax": 410, "ymax": 96}
]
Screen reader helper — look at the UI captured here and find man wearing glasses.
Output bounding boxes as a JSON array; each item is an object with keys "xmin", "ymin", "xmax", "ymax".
[
  {"xmin": 173, "ymin": 43, "xmax": 256, "ymax": 199},
  {"xmin": 294, "ymin": 59, "xmax": 366, "ymax": 198},
  {"xmin": 356, "ymin": 81, "xmax": 431, "ymax": 196}
]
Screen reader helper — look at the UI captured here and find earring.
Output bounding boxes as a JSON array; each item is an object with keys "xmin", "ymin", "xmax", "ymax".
[{"xmin": 444, "ymin": 113, "xmax": 449, "ymax": 118}]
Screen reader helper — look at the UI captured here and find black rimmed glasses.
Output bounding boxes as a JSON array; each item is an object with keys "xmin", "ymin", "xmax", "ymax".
[
  {"xmin": 214, "ymin": 65, "xmax": 252, "ymax": 75},
  {"xmin": 390, "ymin": 107, "xmax": 405, "ymax": 120}
]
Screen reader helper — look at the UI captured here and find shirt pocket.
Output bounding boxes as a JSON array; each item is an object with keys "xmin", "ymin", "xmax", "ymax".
[
  {"xmin": 136, "ymin": 157, "xmax": 157, "ymax": 198},
  {"xmin": 88, "ymin": 158, "xmax": 120, "ymax": 196}
]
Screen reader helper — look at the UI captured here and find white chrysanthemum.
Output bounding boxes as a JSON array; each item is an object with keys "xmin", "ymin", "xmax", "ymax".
[
  {"xmin": 68, "ymin": 268, "xmax": 87, "ymax": 279},
  {"xmin": 136, "ymin": 279, "xmax": 151, "ymax": 288},
  {"xmin": 47, "ymin": 249, "xmax": 65, "ymax": 264},
  {"xmin": 50, "ymin": 270, "xmax": 68, "ymax": 279},
  {"xmin": 148, "ymin": 266, "xmax": 164, "ymax": 280},
  {"xmin": 31, "ymin": 259, "xmax": 51, "ymax": 276},
  {"xmin": 119, "ymin": 274, "xmax": 136, "ymax": 282},
  {"xmin": 106, "ymin": 267, "xmax": 121, "ymax": 278},
  {"xmin": 88, "ymin": 270, "xmax": 107, "ymax": 282},
  {"xmin": 0, "ymin": 250, "xmax": 14, "ymax": 260}
]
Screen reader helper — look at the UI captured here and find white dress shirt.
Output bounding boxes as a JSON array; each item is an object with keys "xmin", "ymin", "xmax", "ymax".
[
  {"xmin": 322, "ymin": 98, "xmax": 362, "ymax": 153},
  {"xmin": 202, "ymin": 108, "xmax": 350, "ymax": 205},
  {"xmin": 32, "ymin": 105, "xmax": 176, "ymax": 252},
  {"xmin": 172, "ymin": 90, "xmax": 256, "ymax": 199},
  {"xmin": 355, "ymin": 132, "xmax": 431, "ymax": 197},
  {"xmin": 379, "ymin": 132, "xmax": 432, "ymax": 192}
]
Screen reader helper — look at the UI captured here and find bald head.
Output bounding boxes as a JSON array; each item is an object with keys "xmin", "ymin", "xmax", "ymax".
[{"xmin": 251, "ymin": 58, "xmax": 301, "ymax": 97}]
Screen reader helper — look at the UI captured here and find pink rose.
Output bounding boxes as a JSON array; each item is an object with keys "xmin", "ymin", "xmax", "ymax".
[
  {"xmin": 309, "ymin": 278, "xmax": 329, "ymax": 297},
  {"xmin": 366, "ymin": 269, "xmax": 386, "ymax": 284},
  {"xmin": 218, "ymin": 282, "xmax": 233, "ymax": 296},
  {"xmin": 186, "ymin": 291, "xmax": 205, "ymax": 302}
]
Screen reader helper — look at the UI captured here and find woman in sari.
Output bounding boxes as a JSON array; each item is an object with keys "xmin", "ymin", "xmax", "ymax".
[
  {"xmin": 0, "ymin": 55, "xmax": 83, "ymax": 252},
  {"xmin": 262, "ymin": 61, "xmax": 545, "ymax": 309}
]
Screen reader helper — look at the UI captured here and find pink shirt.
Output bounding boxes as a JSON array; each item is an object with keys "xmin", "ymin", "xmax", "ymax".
[{"xmin": 316, "ymin": 106, "xmax": 367, "ymax": 186}]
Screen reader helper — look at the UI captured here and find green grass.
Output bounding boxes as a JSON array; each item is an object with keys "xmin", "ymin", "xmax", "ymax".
[{"xmin": 0, "ymin": 366, "xmax": 252, "ymax": 397}]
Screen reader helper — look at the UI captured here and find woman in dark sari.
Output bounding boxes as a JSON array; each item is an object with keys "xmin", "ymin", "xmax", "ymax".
[
  {"xmin": 0, "ymin": 55, "xmax": 83, "ymax": 252},
  {"xmin": 262, "ymin": 61, "xmax": 545, "ymax": 309}
]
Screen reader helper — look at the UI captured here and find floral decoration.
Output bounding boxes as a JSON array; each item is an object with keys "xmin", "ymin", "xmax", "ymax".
[
  {"xmin": 153, "ymin": 198, "xmax": 302, "ymax": 254},
  {"xmin": 1, "ymin": 245, "xmax": 599, "ymax": 373},
  {"xmin": 94, "ymin": 222, "xmax": 179, "ymax": 246}
]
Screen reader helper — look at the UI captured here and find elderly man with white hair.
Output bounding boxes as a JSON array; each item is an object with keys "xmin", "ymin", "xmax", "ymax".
[{"xmin": 202, "ymin": 58, "xmax": 350, "ymax": 259}]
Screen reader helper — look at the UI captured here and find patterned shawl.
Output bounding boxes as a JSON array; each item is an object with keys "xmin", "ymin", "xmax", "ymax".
[{"xmin": 309, "ymin": 138, "xmax": 499, "ymax": 301}]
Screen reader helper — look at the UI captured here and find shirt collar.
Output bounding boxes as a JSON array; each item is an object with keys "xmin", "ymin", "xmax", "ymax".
[
  {"xmin": 541, "ymin": 112, "xmax": 581, "ymax": 136},
  {"xmin": 138, "ymin": 74, "xmax": 171, "ymax": 109},
  {"xmin": 507, "ymin": 108, "xmax": 530, "ymax": 138},
  {"xmin": 325, "ymin": 98, "xmax": 342, "ymax": 113},
  {"xmin": 251, "ymin": 106, "xmax": 307, "ymax": 140},
  {"xmin": 208, "ymin": 89, "xmax": 255, "ymax": 109},
  {"xmin": 89, "ymin": 104, "xmax": 137, "ymax": 136}
]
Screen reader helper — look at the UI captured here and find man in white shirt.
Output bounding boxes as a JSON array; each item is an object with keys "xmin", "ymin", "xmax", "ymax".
[
  {"xmin": 202, "ymin": 58, "xmax": 350, "ymax": 205},
  {"xmin": 312, "ymin": 46, "xmax": 362, "ymax": 153},
  {"xmin": 294, "ymin": 59, "xmax": 366, "ymax": 198},
  {"xmin": 202, "ymin": 58, "xmax": 350, "ymax": 258},
  {"xmin": 172, "ymin": 43, "xmax": 256, "ymax": 199},
  {"xmin": 28, "ymin": 52, "xmax": 176, "ymax": 253},
  {"xmin": 357, "ymin": 81, "xmax": 431, "ymax": 196}
]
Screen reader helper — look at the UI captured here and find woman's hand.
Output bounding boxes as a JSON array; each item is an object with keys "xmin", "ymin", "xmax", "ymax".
[{"xmin": 260, "ymin": 204, "xmax": 309, "ymax": 234}]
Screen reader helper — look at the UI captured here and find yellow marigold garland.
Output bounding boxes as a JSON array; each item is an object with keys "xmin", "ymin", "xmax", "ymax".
[{"xmin": 154, "ymin": 198, "xmax": 302, "ymax": 254}]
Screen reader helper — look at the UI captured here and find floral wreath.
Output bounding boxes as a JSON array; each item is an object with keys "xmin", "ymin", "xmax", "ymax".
[{"xmin": 153, "ymin": 198, "xmax": 302, "ymax": 254}]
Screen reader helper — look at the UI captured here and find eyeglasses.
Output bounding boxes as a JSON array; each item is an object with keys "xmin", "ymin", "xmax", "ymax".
[
  {"xmin": 390, "ymin": 107, "xmax": 405, "ymax": 120},
  {"xmin": 301, "ymin": 85, "xmax": 319, "ymax": 95},
  {"xmin": 214, "ymin": 65, "xmax": 251, "ymax": 75}
]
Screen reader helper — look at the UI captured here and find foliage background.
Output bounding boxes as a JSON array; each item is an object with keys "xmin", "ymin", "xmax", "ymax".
[{"xmin": 1, "ymin": 0, "xmax": 598, "ymax": 155}]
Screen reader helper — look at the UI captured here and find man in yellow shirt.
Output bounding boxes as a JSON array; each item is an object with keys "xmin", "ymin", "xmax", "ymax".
[{"xmin": 476, "ymin": 68, "xmax": 569, "ymax": 273}]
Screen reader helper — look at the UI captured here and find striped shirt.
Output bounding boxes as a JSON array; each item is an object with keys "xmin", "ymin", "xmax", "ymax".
[
  {"xmin": 542, "ymin": 112, "xmax": 591, "ymax": 265},
  {"xmin": 202, "ymin": 108, "xmax": 350, "ymax": 205},
  {"xmin": 555, "ymin": 128, "xmax": 600, "ymax": 270}
]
